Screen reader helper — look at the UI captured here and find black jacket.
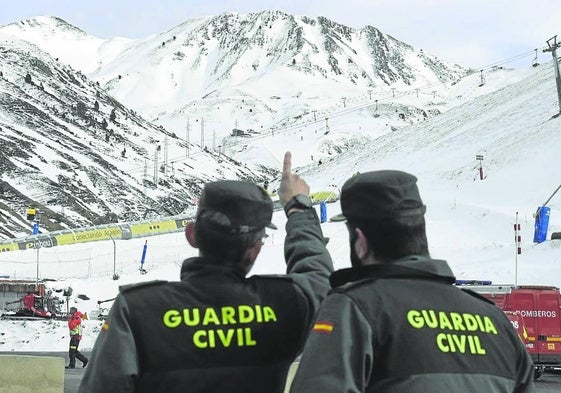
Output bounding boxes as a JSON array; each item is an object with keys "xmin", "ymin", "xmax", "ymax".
[
  {"xmin": 290, "ymin": 256, "xmax": 535, "ymax": 393},
  {"xmin": 78, "ymin": 209, "xmax": 333, "ymax": 393}
]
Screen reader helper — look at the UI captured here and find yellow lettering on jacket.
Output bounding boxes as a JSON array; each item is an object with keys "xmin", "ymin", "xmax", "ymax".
[
  {"xmin": 192, "ymin": 328, "xmax": 256, "ymax": 348},
  {"xmin": 163, "ymin": 310, "xmax": 182, "ymax": 328},
  {"xmin": 406, "ymin": 308, "xmax": 498, "ymax": 356},
  {"xmin": 436, "ymin": 333, "xmax": 486, "ymax": 354},
  {"xmin": 162, "ymin": 304, "xmax": 277, "ymax": 328},
  {"xmin": 162, "ymin": 304, "xmax": 277, "ymax": 349},
  {"xmin": 202, "ymin": 308, "xmax": 220, "ymax": 325},
  {"xmin": 406, "ymin": 309, "xmax": 497, "ymax": 334}
]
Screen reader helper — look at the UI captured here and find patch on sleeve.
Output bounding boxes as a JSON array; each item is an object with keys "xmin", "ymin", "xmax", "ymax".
[
  {"xmin": 312, "ymin": 321, "xmax": 334, "ymax": 334},
  {"xmin": 101, "ymin": 321, "xmax": 110, "ymax": 331}
]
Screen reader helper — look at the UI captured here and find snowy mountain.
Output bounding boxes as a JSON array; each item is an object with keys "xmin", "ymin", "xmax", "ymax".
[
  {"xmin": 0, "ymin": 11, "xmax": 473, "ymax": 240},
  {"xmin": 0, "ymin": 34, "xmax": 272, "ymax": 239},
  {"xmin": 0, "ymin": 12, "xmax": 468, "ymax": 140}
]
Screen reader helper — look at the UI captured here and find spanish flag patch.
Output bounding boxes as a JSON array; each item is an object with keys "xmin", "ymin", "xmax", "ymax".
[
  {"xmin": 312, "ymin": 321, "xmax": 334, "ymax": 334},
  {"xmin": 101, "ymin": 321, "xmax": 110, "ymax": 331}
]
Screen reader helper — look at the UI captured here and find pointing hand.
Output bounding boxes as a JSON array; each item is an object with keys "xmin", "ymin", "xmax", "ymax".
[{"xmin": 278, "ymin": 151, "xmax": 310, "ymax": 206}]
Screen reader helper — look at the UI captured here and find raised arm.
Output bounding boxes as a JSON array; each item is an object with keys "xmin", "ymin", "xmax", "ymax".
[{"xmin": 279, "ymin": 151, "xmax": 334, "ymax": 313}]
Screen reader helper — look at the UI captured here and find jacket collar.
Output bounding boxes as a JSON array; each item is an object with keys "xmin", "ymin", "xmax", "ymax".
[
  {"xmin": 329, "ymin": 255, "xmax": 456, "ymax": 288},
  {"xmin": 180, "ymin": 257, "xmax": 247, "ymax": 281}
]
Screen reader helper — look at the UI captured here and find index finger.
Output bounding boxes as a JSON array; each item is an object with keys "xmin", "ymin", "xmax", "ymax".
[{"xmin": 282, "ymin": 151, "xmax": 292, "ymax": 176}]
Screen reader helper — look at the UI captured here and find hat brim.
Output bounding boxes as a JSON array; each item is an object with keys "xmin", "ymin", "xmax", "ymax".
[
  {"xmin": 329, "ymin": 213, "xmax": 347, "ymax": 222},
  {"xmin": 266, "ymin": 222, "xmax": 278, "ymax": 230}
]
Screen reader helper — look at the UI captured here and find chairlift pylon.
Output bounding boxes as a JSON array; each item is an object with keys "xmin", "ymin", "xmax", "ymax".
[{"xmin": 478, "ymin": 70, "xmax": 486, "ymax": 87}]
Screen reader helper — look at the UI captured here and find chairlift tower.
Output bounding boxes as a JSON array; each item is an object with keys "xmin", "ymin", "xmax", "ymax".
[
  {"xmin": 543, "ymin": 35, "xmax": 561, "ymax": 115},
  {"xmin": 476, "ymin": 154, "xmax": 484, "ymax": 180},
  {"xmin": 143, "ymin": 158, "xmax": 147, "ymax": 194},
  {"xmin": 164, "ymin": 136, "xmax": 168, "ymax": 177},
  {"xmin": 200, "ymin": 118, "xmax": 205, "ymax": 149},
  {"xmin": 213, "ymin": 128, "xmax": 216, "ymax": 151},
  {"xmin": 185, "ymin": 118, "xmax": 190, "ymax": 158},
  {"xmin": 153, "ymin": 145, "xmax": 160, "ymax": 185}
]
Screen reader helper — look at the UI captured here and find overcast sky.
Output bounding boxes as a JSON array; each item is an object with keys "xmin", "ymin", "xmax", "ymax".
[{"xmin": 0, "ymin": 0, "xmax": 559, "ymax": 69}]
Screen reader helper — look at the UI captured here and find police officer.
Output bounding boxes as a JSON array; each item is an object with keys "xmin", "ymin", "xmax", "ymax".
[
  {"xmin": 78, "ymin": 151, "xmax": 334, "ymax": 393},
  {"xmin": 289, "ymin": 170, "xmax": 535, "ymax": 392}
]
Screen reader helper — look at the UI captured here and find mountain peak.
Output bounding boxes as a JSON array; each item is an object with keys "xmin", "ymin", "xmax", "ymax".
[{"xmin": 4, "ymin": 15, "xmax": 87, "ymax": 36}]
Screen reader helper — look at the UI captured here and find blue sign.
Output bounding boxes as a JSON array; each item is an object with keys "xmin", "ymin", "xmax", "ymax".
[
  {"xmin": 320, "ymin": 202, "xmax": 327, "ymax": 223},
  {"xmin": 32, "ymin": 222, "xmax": 40, "ymax": 235},
  {"xmin": 533, "ymin": 206, "xmax": 550, "ymax": 243}
]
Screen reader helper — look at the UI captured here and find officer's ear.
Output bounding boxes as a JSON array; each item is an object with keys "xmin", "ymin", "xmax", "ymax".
[
  {"xmin": 185, "ymin": 222, "xmax": 198, "ymax": 248},
  {"xmin": 246, "ymin": 238, "xmax": 263, "ymax": 262},
  {"xmin": 239, "ymin": 237, "xmax": 263, "ymax": 275},
  {"xmin": 355, "ymin": 228, "xmax": 370, "ymax": 259}
]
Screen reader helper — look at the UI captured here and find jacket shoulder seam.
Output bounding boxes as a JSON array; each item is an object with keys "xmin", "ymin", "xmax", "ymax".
[{"xmin": 119, "ymin": 280, "xmax": 168, "ymax": 293}]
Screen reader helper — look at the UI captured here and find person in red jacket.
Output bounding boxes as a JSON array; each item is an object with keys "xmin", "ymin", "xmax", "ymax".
[
  {"xmin": 21, "ymin": 292, "xmax": 52, "ymax": 318},
  {"xmin": 66, "ymin": 306, "xmax": 89, "ymax": 369}
]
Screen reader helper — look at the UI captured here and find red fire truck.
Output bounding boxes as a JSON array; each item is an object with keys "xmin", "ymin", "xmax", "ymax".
[{"xmin": 456, "ymin": 281, "xmax": 561, "ymax": 378}]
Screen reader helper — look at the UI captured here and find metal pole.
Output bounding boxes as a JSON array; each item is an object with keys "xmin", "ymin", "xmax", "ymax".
[
  {"xmin": 514, "ymin": 212, "xmax": 519, "ymax": 286},
  {"xmin": 551, "ymin": 45, "xmax": 561, "ymax": 114},
  {"xmin": 35, "ymin": 241, "xmax": 40, "ymax": 288},
  {"xmin": 164, "ymin": 136, "xmax": 168, "ymax": 176},
  {"xmin": 535, "ymin": 181, "xmax": 561, "ymax": 222},
  {"xmin": 140, "ymin": 240, "xmax": 148, "ymax": 274},
  {"xmin": 154, "ymin": 146, "xmax": 160, "ymax": 185},
  {"xmin": 543, "ymin": 35, "xmax": 561, "ymax": 114},
  {"xmin": 201, "ymin": 118, "xmax": 205, "ymax": 148},
  {"xmin": 186, "ymin": 118, "xmax": 190, "ymax": 158},
  {"xmin": 476, "ymin": 155, "xmax": 484, "ymax": 180},
  {"xmin": 110, "ymin": 235, "xmax": 117, "ymax": 280},
  {"xmin": 543, "ymin": 183, "xmax": 561, "ymax": 206}
]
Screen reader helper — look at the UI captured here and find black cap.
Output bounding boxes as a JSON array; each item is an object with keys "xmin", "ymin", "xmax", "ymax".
[
  {"xmin": 197, "ymin": 180, "xmax": 277, "ymax": 233},
  {"xmin": 331, "ymin": 170, "xmax": 426, "ymax": 222},
  {"xmin": 70, "ymin": 307, "xmax": 77, "ymax": 314}
]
